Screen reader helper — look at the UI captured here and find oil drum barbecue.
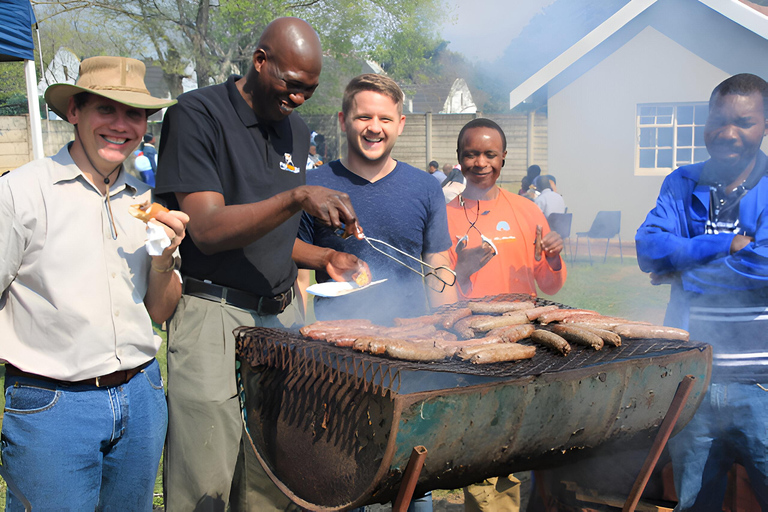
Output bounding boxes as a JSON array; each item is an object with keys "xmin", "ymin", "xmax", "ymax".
[{"xmin": 235, "ymin": 294, "xmax": 711, "ymax": 511}]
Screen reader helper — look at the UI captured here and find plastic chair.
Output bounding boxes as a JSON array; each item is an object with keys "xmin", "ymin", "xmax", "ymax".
[
  {"xmin": 547, "ymin": 212, "xmax": 572, "ymax": 263},
  {"xmin": 575, "ymin": 211, "xmax": 622, "ymax": 265}
]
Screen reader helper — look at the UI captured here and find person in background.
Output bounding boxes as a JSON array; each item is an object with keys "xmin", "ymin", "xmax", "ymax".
[
  {"xmin": 442, "ymin": 162, "xmax": 465, "ymax": 203},
  {"xmin": 533, "ymin": 174, "xmax": 565, "ymax": 218},
  {"xmin": 518, "ymin": 175, "xmax": 533, "ymax": 198},
  {"xmin": 445, "ymin": 119, "xmax": 566, "ymax": 512},
  {"xmin": 298, "ymin": 73, "xmax": 456, "ymax": 331},
  {"xmin": 428, "ymin": 160, "xmax": 447, "ymax": 183},
  {"xmin": 155, "ymin": 17, "xmax": 365, "ymax": 511},
  {"xmin": 521, "ymin": 164, "xmax": 542, "ymax": 200},
  {"xmin": 306, "ymin": 143, "xmax": 323, "ymax": 169},
  {"xmin": 141, "ymin": 133, "xmax": 158, "ymax": 173},
  {"xmin": 135, "ymin": 150, "xmax": 155, "ymax": 187},
  {"xmin": 0, "ymin": 56, "xmax": 188, "ymax": 510},
  {"xmin": 636, "ymin": 73, "xmax": 768, "ymax": 511}
]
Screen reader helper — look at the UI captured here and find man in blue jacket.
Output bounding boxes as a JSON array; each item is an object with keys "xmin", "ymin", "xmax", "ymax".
[{"xmin": 636, "ymin": 73, "xmax": 768, "ymax": 511}]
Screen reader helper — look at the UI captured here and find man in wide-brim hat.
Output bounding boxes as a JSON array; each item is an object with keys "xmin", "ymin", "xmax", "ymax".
[{"xmin": 0, "ymin": 55, "xmax": 189, "ymax": 510}]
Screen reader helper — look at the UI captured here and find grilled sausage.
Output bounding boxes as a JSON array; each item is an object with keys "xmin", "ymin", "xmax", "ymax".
[
  {"xmin": 468, "ymin": 343, "xmax": 537, "ymax": 364},
  {"xmin": 536, "ymin": 309, "xmax": 600, "ymax": 324},
  {"xmin": 550, "ymin": 324, "xmax": 604, "ymax": 350},
  {"xmin": 393, "ymin": 314, "xmax": 443, "ymax": 327},
  {"xmin": 439, "ymin": 308, "xmax": 473, "ymax": 329},
  {"xmin": 468, "ymin": 301, "xmax": 535, "ymax": 315},
  {"xmin": 561, "ymin": 315, "xmax": 651, "ymax": 329},
  {"xmin": 440, "ymin": 335, "xmax": 506, "ymax": 357},
  {"xmin": 525, "ymin": 305, "xmax": 560, "ymax": 321},
  {"xmin": 612, "ymin": 324, "xmax": 689, "ymax": 341},
  {"xmin": 453, "ymin": 315, "xmax": 491, "ymax": 339},
  {"xmin": 568, "ymin": 323, "xmax": 622, "ymax": 347},
  {"xmin": 469, "ymin": 312, "xmax": 530, "ymax": 333},
  {"xmin": 530, "ymin": 329, "xmax": 571, "ymax": 356},
  {"xmin": 385, "ymin": 340, "xmax": 451, "ymax": 362},
  {"xmin": 381, "ymin": 324, "xmax": 437, "ymax": 339},
  {"xmin": 486, "ymin": 324, "xmax": 535, "ymax": 343},
  {"xmin": 129, "ymin": 201, "xmax": 169, "ymax": 222},
  {"xmin": 300, "ymin": 319, "xmax": 375, "ymax": 337}
]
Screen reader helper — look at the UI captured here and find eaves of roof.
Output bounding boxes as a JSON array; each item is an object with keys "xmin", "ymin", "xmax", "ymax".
[{"xmin": 508, "ymin": 0, "xmax": 768, "ymax": 109}]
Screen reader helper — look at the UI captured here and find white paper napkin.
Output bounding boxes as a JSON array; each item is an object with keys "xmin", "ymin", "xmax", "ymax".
[{"xmin": 145, "ymin": 222, "xmax": 172, "ymax": 256}]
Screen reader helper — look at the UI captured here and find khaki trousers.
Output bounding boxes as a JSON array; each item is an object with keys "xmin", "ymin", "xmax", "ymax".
[
  {"xmin": 164, "ymin": 293, "xmax": 303, "ymax": 512},
  {"xmin": 464, "ymin": 475, "xmax": 522, "ymax": 512}
]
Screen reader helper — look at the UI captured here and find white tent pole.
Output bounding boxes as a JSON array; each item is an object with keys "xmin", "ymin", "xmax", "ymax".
[{"xmin": 25, "ymin": 59, "xmax": 44, "ymax": 160}]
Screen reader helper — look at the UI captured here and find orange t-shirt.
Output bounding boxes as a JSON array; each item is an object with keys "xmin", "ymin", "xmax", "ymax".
[{"xmin": 446, "ymin": 188, "xmax": 566, "ymax": 300}]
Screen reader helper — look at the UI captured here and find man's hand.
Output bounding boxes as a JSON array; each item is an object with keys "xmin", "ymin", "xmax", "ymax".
[
  {"xmin": 541, "ymin": 231, "xmax": 564, "ymax": 269},
  {"xmin": 455, "ymin": 238, "xmax": 495, "ymax": 294},
  {"xmin": 151, "ymin": 209, "xmax": 190, "ymax": 264},
  {"xmin": 295, "ymin": 185, "xmax": 364, "ymax": 240},
  {"xmin": 325, "ymin": 251, "xmax": 371, "ymax": 283},
  {"xmin": 730, "ymin": 234, "xmax": 754, "ymax": 254}
]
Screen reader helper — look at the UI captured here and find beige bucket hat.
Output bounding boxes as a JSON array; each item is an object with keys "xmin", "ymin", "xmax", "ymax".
[{"xmin": 44, "ymin": 56, "xmax": 176, "ymax": 120}]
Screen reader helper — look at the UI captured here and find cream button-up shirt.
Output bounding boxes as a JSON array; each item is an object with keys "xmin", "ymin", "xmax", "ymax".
[{"xmin": 0, "ymin": 144, "xmax": 163, "ymax": 381}]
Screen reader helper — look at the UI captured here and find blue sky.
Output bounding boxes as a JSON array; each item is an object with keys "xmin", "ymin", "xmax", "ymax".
[{"xmin": 439, "ymin": 0, "xmax": 557, "ymax": 61}]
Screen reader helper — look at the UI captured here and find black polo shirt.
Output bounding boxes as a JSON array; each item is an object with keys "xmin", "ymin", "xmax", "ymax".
[{"xmin": 155, "ymin": 75, "xmax": 309, "ymax": 297}]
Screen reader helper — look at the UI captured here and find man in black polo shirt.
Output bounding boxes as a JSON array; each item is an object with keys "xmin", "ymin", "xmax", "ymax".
[{"xmin": 155, "ymin": 17, "xmax": 365, "ymax": 512}]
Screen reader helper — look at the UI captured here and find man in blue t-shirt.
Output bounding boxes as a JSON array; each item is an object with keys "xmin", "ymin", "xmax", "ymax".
[{"xmin": 298, "ymin": 74, "xmax": 456, "ymax": 326}]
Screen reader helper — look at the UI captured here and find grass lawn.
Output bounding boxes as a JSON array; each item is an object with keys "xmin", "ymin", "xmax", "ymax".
[{"xmin": 0, "ymin": 253, "xmax": 672, "ymax": 508}]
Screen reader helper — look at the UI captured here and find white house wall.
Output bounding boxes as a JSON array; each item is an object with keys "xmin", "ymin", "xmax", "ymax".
[{"xmin": 549, "ymin": 26, "xmax": 728, "ymax": 240}]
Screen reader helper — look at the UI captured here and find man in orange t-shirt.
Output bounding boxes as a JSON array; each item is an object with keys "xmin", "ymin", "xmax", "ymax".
[{"xmin": 447, "ymin": 118, "xmax": 566, "ymax": 300}]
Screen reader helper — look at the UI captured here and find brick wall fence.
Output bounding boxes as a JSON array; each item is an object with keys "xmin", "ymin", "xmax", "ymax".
[{"xmin": 1, "ymin": 113, "xmax": 547, "ymax": 187}]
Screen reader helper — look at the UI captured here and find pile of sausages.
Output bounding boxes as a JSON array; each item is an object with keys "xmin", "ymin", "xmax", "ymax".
[{"xmin": 298, "ymin": 300, "xmax": 690, "ymax": 364}]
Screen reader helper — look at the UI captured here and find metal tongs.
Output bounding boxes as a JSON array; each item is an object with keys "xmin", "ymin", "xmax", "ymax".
[{"xmin": 334, "ymin": 227, "xmax": 457, "ymax": 292}]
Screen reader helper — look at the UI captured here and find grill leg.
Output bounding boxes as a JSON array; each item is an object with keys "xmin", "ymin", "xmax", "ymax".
[
  {"xmin": 393, "ymin": 446, "xmax": 428, "ymax": 512},
  {"xmin": 622, "ymin": 375, "xmax": 696, "ymax": 512}
]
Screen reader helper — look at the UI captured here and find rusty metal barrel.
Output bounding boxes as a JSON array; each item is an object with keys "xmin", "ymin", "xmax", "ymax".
[{"xmin": 235, "ymin": 324, "xmax": 711, "ymax": 511}]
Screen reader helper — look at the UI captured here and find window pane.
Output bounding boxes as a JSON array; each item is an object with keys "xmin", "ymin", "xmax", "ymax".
[
  {"xmin": 658, "ymin": 116, "xmax": 673, "ymax": 124},
  {"xmin": 640, "ymin": 116, "xmax": 655, "ymax": 125},
  {"xmin": 677, "ymin": 106, "xmax": 694, "ymax": 125},
  {"xmin": 694, "ymin": 147, "xmax": 709, "ymax": 163},
  {"xmin": 658, "ymin": 149, "xmax": 673, "ymax": 168},
  {"xmin": 677, "ymin": 126, "xmax": 692, "ymax": 146},
  {"xmin": 640, "ymin": 149, "xmax": 656, "ymax": 168},
  {"xmin": 658, "ymin": 106, "xmax": 673, "ymax": 115},
  {"xmin": 639, "ymin": 106, "xmax": 655, "ymax": 116},
  {"xmin": 640, "ymin": 127, "xmax": 654, "ymax": 147},
  {"xmin": 695, "ymin": 104, "xmax": 708, "ymax": 123},
  {"xmin": 677, "ymin": 148, "xmax": 691, "ymax": 165},
  {"xmin": 658, "ymin": 127, "xmax": 673, "ymax": 147},
  {"xmin": 694, "ymin": 126, "xmax": 705, "ymax": 146}
]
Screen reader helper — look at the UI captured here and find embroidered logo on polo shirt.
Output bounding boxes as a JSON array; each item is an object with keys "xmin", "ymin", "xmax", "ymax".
[{"xmin": 280, "ymin": 153, "xmax": 300, "ymax": 173}]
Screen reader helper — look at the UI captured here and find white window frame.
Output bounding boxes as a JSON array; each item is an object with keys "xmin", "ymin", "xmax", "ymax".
[{"xmin": 635, "ymin": 102, "xmax": 709, "ymax": 176}]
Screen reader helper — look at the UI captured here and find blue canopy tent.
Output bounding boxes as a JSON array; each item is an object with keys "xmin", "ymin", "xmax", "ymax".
[{"xmin": 0, "ymin": 0, "xmax": 44, "ymax": 160}]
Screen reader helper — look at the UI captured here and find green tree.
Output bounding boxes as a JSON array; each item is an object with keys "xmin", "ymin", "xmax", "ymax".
[{"xmin": 32, "ymin": 0, "xmax": 451, "ymax": 95}]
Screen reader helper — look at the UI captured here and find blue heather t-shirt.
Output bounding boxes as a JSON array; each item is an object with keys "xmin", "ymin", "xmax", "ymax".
[{"xmin": 298, "ymin": 160, "xmax": 451, "ymax": 324}]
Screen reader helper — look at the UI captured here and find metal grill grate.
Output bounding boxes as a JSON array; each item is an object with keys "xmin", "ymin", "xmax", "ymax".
[{"xmin": 235, "ymin": 294, "xmax": 706, "ymax": 397}]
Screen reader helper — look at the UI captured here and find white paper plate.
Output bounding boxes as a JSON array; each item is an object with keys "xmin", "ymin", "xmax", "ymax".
[{"xmin": 306, "ymin": 279, "xmax": 387, "ymax": 298}]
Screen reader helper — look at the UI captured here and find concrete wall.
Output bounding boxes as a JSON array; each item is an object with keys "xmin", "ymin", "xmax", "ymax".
[{"xmin": 548, "ymin": 27, "xmax": 729, "ymax": 238}]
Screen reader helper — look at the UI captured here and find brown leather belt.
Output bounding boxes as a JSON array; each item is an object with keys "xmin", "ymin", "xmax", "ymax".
[
  {"xmin": 183, "ymin": 277, "xmax": 293, "ymax": 316},
  {"xmin": 5, "ymin": 359, "xmax": 154, "ymax": 388}
]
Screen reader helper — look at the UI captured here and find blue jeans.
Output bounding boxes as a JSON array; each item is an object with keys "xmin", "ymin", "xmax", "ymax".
[
  {"xmin": 1, "ymin": 359, "xmax": 167, "ymax": 511},
  {"xmin": 350, "ymin": 491, "xmax": 432, "ymax": 512},
  {"xmin": 668, "ymin": 381, "xmax": 768, "ymax": 511}
]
